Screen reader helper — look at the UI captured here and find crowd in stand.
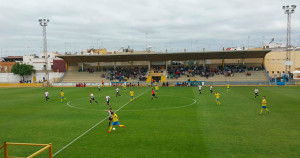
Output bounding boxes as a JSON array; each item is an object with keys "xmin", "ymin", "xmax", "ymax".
[
  {"xmin": 76, "ymin": 83, "xmax": 86, "ymax": 87},
  {"xmin": 168, "ymin": 65, "xmax": 264, "ymax": 79},
  {"xmin": 102, "ymin": 67, "xmax": 148, "ymax": 81}
]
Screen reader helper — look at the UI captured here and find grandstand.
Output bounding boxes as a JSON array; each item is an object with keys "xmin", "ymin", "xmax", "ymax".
[{"xmin": 57, "ymin": 50, "xmax": 271, "ymax": 85}]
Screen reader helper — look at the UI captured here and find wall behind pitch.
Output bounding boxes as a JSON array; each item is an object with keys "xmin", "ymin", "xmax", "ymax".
[{"xmin": 0, "ymin": 72, "xmax": 63, "ymax": 83}]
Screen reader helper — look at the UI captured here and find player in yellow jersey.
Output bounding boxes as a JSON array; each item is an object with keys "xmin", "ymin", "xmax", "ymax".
[
  {"xmin": 214, "ymin": 92, "xmax": 221, "ymax": 105},
  {"xmin": 130, "ymin": 90, "xmax": 135, "ymax": 101},
  {"xmin": 226, "ymin": 84, "xmax": 230, "ymax": 92},
  {"xmin": 154, "ymin": 81, "xmax": 157, "ymax": 87},
  {"xmin": 108, "ymin": 112, "xmax": 125, "ymax": 133},
  {"xmin": 155, "ymin": 85, "xmax": 159, "ymax": 95},
  {"xmin": 123, "ymin": 83, "xmax": 127, "ymax": 91},
  {"xmin": 260, "ymin": 96, "xmax": 269, "ymax": 114},
  {"xmin": 60, "ymin": 90, "xmax": 68, "ymax": 103}
]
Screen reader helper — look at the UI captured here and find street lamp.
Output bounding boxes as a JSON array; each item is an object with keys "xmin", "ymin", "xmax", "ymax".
[
  {"xmin": 39, "ymin": 19, "xmax": 50, "ymax": 85},
  {"xmin": 282, "ymin": 5, "xmax": 296, "ymax": 73}
]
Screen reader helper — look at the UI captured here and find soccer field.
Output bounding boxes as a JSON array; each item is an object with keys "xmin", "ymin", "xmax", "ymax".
[{"xmin": 0, "ymin": 86, "xmax": 299, "ymax": 158}]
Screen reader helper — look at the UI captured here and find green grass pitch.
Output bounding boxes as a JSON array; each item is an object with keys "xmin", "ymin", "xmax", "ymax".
[{"xmin": 0, "ymin": 86, "xmax": 299, "ymax": 157}]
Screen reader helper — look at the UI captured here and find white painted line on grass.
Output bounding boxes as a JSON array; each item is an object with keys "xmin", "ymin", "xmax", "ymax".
[
  {"xmin": 53, "ymin": 88, "xmax": 150, "ymax": 157},
  {"xmin": 66, "ymin": 96, "xmax": 196, "ymax": 112}
]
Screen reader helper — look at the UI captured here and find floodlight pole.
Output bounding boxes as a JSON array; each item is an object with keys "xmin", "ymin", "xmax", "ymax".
[
  {"xmin": 39, "ymin": 19, "xmax": 50, "ymax": 85},
  {"xmin": 283, "ymin": 5, "xmax": 296, "ymax": 73}
]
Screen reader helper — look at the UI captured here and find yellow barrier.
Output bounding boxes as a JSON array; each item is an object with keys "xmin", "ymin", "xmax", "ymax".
[
  {"xmin": 146, "ymin": 76, "xmax": 152, "ymax": 83},
  {"xmin": 0, "ymin": 142, "xmax": 53, "ymax": 158},
  {"xmin": 0, "ymin": 83, "xmax": 43, "ymax": 87},
  {"xmin": 161, "ymin": 76, "xmax": 166, "ymax": 82}
]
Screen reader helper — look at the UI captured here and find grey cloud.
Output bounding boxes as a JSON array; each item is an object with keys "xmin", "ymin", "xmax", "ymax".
[{"xmin": 0, "ymin": 0, "xmax": 299, "ymax": 56}]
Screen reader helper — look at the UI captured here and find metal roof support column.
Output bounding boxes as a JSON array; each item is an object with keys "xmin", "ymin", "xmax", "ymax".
[
  {"xmin": 98, "ymin": 62, "xmax": 100, "ymax": 71},
  {"xmin": 82, "ymin": 62, "xmax": 84, "ymax": 71},
  {"xmin": 114, "ymin": 62, "xmax": 116, "ymax": 70},
  {"xmin": 131, "ymin": 61, "xmax": 133, "ymax": 69},
  {"xmin": 222, "ymin": 59, "xmax": 225, "ymax": 68},
  {"xmin": 65, "ymin": 62, "xmax": 68, "ymax": 71},
  {"xmin": 148, "ymin": 61, "xmax": 151, "ymax": 70},
  {"xmin": 242, "ymin": 52, "xmax": 246, "ymax": 65},
  {"xmin": 165, "ymin": 60, "xmax": 168, "ymax": 71}
]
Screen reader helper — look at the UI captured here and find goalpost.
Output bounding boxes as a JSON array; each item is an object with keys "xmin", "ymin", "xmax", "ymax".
[{"xmin": 0, "ymin": 142, "xmax": 53, "ymax": 158}]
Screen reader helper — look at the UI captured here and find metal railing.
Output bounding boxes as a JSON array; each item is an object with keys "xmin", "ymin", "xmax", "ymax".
[{"xmin": 57, "ymin": 71, "xmax": 66, "ymax": 83}]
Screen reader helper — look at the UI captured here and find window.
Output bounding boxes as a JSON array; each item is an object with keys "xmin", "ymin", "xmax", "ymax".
[
  {"xmin": 272, "ymin": 60, "xmax": 274, "ymax": 64},
  {"xmin": 277, "ymin": 59, "xmax": 280, "ymax": 63},
  {"xmin": 272, "ymin": 71, "xmax": 274, "ymax": 74},
  {"xmin": 277, "ymin": 71, "xmax": 280, "ymax": 73}
]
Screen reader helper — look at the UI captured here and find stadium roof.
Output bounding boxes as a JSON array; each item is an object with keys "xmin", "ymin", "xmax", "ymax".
[{"xmin": 56, "ymin": 50, "xmax": 271, "ymax": 63}]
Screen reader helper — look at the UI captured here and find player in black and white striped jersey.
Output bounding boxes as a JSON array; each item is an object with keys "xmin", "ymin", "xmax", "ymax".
[
  {"xmin": 45, "ymin": 90, "xmax": 50, "ymax": 101},
  {"xmin": 210, "ymin": 85, "xmax": 213, "ymax": 94},
  {"xmin": 116, "ymin": 87, "xmax": 121, "ymax": 97},
  {"xmin": 106, "ymin": 94, "xmax": 111, "ymax": 108},
  {"xmin": 198, "ymin": 84, "xmax": 202, "ymax": 94},
  {"xmin": 89, "ymin": 92, "xmax": 98, "ymax": 104},
  {"xmin": 254, "ymin": 88, "xmax": 259, "ymax": 98},
  {"xmin": 97, "ymin": 84, "xmax": 101, "ymax": 92},
  {"xmin": 104, "ymin": 108, "xmax": 113, "ymax": 126}
]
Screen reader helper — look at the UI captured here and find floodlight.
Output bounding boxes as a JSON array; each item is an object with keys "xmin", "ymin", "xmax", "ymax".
[{"xmin": 282, "ymin": 5, "xmax": 296, "ymax": 73}]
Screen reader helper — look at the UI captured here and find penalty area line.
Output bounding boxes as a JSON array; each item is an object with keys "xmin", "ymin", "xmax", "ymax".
[{"xmin": 53, "ymin": 88, "xmax": 150, "ymax": 157}]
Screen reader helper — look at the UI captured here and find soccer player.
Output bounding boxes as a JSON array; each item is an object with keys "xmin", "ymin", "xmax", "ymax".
[
  {"xmin": 45, "ymin": 90, "xmax": 50, "ymax": 101},
  {"xmin": 254, "ymin": 88, "xmax": 259, "ymax": 98},
  {"xmin": 260, "ymin": 96, "xmax": 269, "ymax": 115},
  {"xmin": 214, "ymin": 92, "xmax": 221, "ymax": 105},
  {"xmin": 154, "ymin": 81, "xmax": 158, "ymax": 87},
  {"xmin": 101, "ymin": 81, "xmax": 104, "ymax": 87},
  {"xmin": 89, "ymin": 92, "xmax": 98, "ymax": 104},
  {"xmin": 60, "ymin": 90, "xmax": 68, "ymax": 103},
  {"xmin": 123, "ymin": 83, "xmax": 127, "ymax": 91},
  {"xmin": 104, "ymin": 108, "xmax": 113, "ymax": 127},
  {"xmin": 198, "ymin": 84, "xmax": 202, "ymax": 94},
  {"xmin": 151, "ymin": 88, "xmax": 156, "ymax": 100},
  {"xmin": 98, "ymin": 83, "xmax": 101, "ymax": 92},
  {"xmin": 106, "ymin": 94, "xmax": 111, "ymax": 107},
  {"xmin": 116, "ymin": 87, "xmax": 121, "ymax": 97},
  {"xmin": 226, "ymin": 84, "xmax": 230, "ymax": 92},
  {"xmin": 130, "ymin": 90, "xmax": 135, "ymax": 102},
  {"xmin": 107, "ymin": 112, "xmax": 125, "ymax": 133},
  {"xmin": 210, "ymin": 85, "xmax": 213, "ymax": 94},
  {"xmin": 155, "ymin": 85, "xmax": 159, "ymax": 95}
]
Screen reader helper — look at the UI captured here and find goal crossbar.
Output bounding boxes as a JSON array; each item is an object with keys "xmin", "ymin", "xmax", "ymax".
[{"xmin": 0, "ymin": 142, "xmax": 53, "ymax": 158}]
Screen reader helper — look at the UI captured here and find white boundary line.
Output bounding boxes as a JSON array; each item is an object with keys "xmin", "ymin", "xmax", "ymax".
[
  {"xmin": 66, "ymin": 96, "xmax": 196, "ymax": 112},
  {"xmin": 53, "ymin": 88, "xmax": 150, "ymax": 157}
]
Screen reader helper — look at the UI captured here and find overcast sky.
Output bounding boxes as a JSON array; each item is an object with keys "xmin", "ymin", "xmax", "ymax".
[{"xmin": 0, "ymin": 0, "xmax": 299, "ymax": 56}]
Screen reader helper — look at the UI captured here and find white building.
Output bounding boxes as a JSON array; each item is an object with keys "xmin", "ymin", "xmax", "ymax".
[{"xmin": 23, "ymin": 52, "xmax": 62, "ymax": 71}]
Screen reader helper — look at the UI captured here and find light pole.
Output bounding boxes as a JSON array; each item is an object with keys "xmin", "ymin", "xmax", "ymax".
[
  {"xmin": 39, "ymin": 19, "xmax": 50, "ymax": 84},
  {"xmin": 282, "ymin": 5, "xmax": 296, "ymax": 73}
]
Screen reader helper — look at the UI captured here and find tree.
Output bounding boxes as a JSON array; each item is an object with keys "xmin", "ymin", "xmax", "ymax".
[{"xmin": 11, "ymin": 62, "xmax": 36, "ymax": 81}]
